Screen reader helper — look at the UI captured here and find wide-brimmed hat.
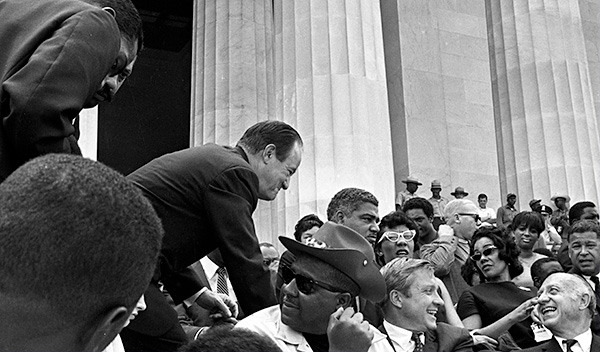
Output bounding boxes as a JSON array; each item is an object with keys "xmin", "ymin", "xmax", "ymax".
[
  {"xmin": 529, "ymin": 198, "xmax": 541, "ymax": 207},
  {"xmin": 430, "ymin": 180, "xmax": 442, "ymax": 189},
  {"xmin": 551, "ymin": 194, "xmax": 571, "ymax": 202},
  {"xmin": 279, "ymin": 222, "xmax": 385, "ymax": 302},
  {"xmin": 450, "ymin": 186, "xmax": 468, "ymax": 197},
  {"xmin": 402, "ymin": 176, "xmax": 422, "ymax": 185}
]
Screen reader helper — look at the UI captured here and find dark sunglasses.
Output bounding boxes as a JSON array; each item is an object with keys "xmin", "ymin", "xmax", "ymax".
[
  {"xmin": 459, "ymin": 213, "xmax": 482, "ymax": 223},
  {"xmin": 470, "ymin": 245, "xmax": 498, "ymax": 261},
  {"xmin": 281, "ymin": 265, "xmax": 344, "ymax": 295},
  {"xmin": 378, "ymin": 230, "xmax": 416, "ymax": 244}
]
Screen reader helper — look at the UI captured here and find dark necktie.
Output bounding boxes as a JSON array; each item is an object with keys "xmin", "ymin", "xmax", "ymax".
[
  {"xmin": 411, "ymin": 332, "xmax": 424, "ymax": 352},
  {"xmin": 564, "ymin": 339, "xmax": 577, "ymax": 352},
  {"xmin": 216, "ymin": 267, "xmax": 229, "ymax": 295},
  {"xmin": 591, "ymin": 276, "xmax": 600, "ymax": 307}
]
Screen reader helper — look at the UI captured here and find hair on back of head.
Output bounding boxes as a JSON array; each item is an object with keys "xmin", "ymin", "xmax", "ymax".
[
  {"xmin": 568, "ymin": 219, "xmax": 600, "ymax": 241},
  {"xmin": 179, "ymin": 326, "xmax": 282, "ymax": 352},
  {"xmin": 402, "ymin": 197, "xmax": 434, "ymax": 218},
  {"xmin": 327, "ymin": 188, "xmax": 378, "ymax": 221},
  {"xmin": 0, "ymin": 154, "xmax": 163, "ymax": 328},
  {"xmin": 237, "ymin": 120, "xmax": 302, "ymax": 161},
  {"xmin": 379, "ymin": 258, "xmax": 433, "ymax": 308},
  {"xmin": 81, "ymin": 0, "xmax": 144, "ymax": 51}
]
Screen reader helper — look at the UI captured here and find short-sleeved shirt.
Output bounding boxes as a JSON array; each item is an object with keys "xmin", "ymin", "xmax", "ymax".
[
  {"xmin": 429, "ymin": 196, "xmax": 449, "ymax": 218},
  {"xmin": 457, "ymin": 281, "xmax": 537, "ymax": 349}
]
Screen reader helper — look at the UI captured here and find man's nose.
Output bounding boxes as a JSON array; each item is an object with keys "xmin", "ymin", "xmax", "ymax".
[{"xmin": 370, "ymin": 222, "xmax": 380, "ymax": 233}]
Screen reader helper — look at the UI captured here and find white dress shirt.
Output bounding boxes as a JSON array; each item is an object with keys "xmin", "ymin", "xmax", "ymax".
[{"xmin": 554, "ymin": 329, "xmax": 592, "ymax": 352}]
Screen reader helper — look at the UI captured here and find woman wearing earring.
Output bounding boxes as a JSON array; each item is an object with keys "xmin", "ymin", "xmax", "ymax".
[{"xmin": 457, "ymin": 227, "xmax": 538, "ymax": 350}]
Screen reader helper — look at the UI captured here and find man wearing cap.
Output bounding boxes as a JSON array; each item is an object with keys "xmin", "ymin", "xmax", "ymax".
[
  {"xmin": 428, "ymin": 180, "xmax": 448, "ymax": 231},
  {"xmin": 450, "ymin": 187, "xmax": 469, "ymax": 200},
  {"xmin": 497, "ymin": 193, "xmax": 518, "ymax": 231},
  {"xmin": 396, "ymin": 176, "xmax": 421, "ymax": 210},
  {"xmin": 420, "ymin": 199, "xmax": 478, "ymax": 303},
  {"xmin": 529, "ymin": 198, "xmax": 542, "ymax": 212},
  {"xmin": 236, "ymin": 222, "xmax": 386, "ymax": 352},
  {"xmin": 370, "ymin": 258, "xmax": 474, "ymax": 352},
  {"xmin": 551, "ymin": 194, "xmax": 570, "ymax": 229},
  {"xmin": 537, "ymin": 205, "xmax": 562, "ymax": 252}
]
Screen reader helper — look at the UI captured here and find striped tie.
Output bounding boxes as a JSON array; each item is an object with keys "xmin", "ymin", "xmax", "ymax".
[{"xmin": 216, "ymin": 267, "xmax": 229, "ymax": 295}]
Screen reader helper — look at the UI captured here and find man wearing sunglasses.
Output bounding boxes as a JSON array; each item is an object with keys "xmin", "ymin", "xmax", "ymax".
[
  {"xmin": 237, "ymin": 222, "xmax": 386, "ymax": 352},
  {"xmin": 420, "ymin": 199, "xmax": 480, "ymax": 303}
]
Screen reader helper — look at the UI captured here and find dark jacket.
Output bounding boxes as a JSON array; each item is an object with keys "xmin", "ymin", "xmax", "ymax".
[
  {"xmin": 518, "ymin": 334, "xmax": 600, "ymax": 352},
  {"xmin": 0, "ymin": 0, "xmax": 120, "ymax": 181}
]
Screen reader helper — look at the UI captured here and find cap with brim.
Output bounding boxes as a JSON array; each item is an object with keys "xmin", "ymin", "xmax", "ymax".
[
  {"xmin": 450, "ymin": 187, "xmax": 468, "ymax": 196},
  {"xmin": 507, "ymin": 193, "xmax": 517, "ymax": 200},
  {"xmin": 551, "ymin": 194, "xmax": 571, "ymax": 202},
  {"xmin": 529, "ymin": 199, "xmax": 541, "ymax": 207},
  {"xmin": 430, "ymin": 180, "xmax": 442, "ymax": 189},
  {"xmin": 539, "ymin": 205, "xmax": 553, "ymax": 215},
  {"xmin": 279, "ymin": 222, "xmax": 385, "ymax": 303},
  {"xmin": 402, "ymin": 176, "xmax": 422, "ymax": 186}
]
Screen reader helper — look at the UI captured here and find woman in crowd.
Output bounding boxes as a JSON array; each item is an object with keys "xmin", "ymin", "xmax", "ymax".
[
  {"xmin": 509, "ymin": 211, "xmax": 548, "ymax": 288},
  {"xmin": 292, "ymin": 213, "xmax": 323, "ymax": 244},
  {"xmin": 457, "ymin": 227, "xmax": 538, "ymax": 350}
]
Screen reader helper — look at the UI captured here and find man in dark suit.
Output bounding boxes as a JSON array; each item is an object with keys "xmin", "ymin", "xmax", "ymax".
[
  {"xmin": 373, "ymin": 257, "xmax": 474, "ymax": 352},
  {"xmin": 567, "ymin": 220, "xmax": 600, "ymax": 335},
  {"xmin": 0, "ymin": 0, "xmax": 142, "ymax": 182},
  {"xmin": 520, "ymin": 273, "xmax": 600, "ymax": 352},
  {"xmin": 121, "ymin": 120, "xmax": 303, "ymax": 352}
]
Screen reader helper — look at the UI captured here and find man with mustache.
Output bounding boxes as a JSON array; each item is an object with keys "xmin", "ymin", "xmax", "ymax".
[{"xmin": 0, "ymin": 0, "xmax": 142, "ymax": 182}]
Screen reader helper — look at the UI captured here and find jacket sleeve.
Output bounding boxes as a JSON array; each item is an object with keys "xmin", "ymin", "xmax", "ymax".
[
  {"xmin": 2, "ymin": 8, "xmax": 119, "ymax": 164},
  {"xmin": 419, "ymin": 234, "xmax": 457, "ymax": 277},
  {"xmin": 203, "ymin": 167, "xmax": 277, "ymax": 315}
]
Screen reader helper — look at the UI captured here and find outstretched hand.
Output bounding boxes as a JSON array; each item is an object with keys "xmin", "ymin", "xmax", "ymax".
[
  {"xmin": 195, "ymin": 290, "xmax": 239, "ymax": 324},
  {"xmin": 328, "ymin": 307, "xmax": 373, "ymax": 352}
]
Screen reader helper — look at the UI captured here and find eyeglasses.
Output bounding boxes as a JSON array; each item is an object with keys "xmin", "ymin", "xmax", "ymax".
[
  {"xmin": 378, "ymin": 230, "xmax": 416, "ymax": 244},
  {"xmin": 281, "ymin": 265, "xmax": 344, "ymax": 295},
  {"xmin": 470, "ymin": 245, "xmax": 498, "ymax": 261},
  {"xmin": 459, "ymin": 213, "xmax": 482, "ymax": 223}
]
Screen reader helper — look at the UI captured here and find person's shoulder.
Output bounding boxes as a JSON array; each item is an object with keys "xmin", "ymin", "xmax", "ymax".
[{"xmin": 236, "ymin": 305, "xmax": 280, "ymax": 330}]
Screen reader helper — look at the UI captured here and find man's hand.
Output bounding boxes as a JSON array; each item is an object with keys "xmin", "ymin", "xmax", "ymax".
[
  {"xmin": 470, "ymin": 330, "xmax": 498, "ymax": 349},
  {"xmin": 195, "ymin": 290, "xmax": 239, "ymax": 324},
  {"xmin": 328, "ymin": 307, "xmax": 373, "ymax": 352}
]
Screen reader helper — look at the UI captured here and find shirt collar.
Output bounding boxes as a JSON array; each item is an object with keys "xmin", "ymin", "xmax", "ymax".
[
  {"xmin": 383, "ymin": 320, "xmax": 424, "ymax": 351},
  {"xmin": 275, "ymin": 318, "xmax": 312, "ymax": 351},
  {"xmin": 199, "ymin": 257, "xmax": 219, "ymax": 277},
  {"xmin": 555, "ymin": 329, "xmax": 592, "ymax": 352}
]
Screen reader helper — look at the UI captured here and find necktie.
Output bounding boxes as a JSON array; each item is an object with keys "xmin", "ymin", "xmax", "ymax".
[
  {"xmin": 591, "ymin": 276, "xmax": 600, "ymax": 307},
  {"xmin": 411, "ymin": 332, "xmax": 424, "ymax": 352},
  {"xmin": 564, "ymin": 339, "xmax": 577, "ymax": 352},
  {"xmin": 216, "ymin": 267, "xmax": 229, "ymax": 295}
]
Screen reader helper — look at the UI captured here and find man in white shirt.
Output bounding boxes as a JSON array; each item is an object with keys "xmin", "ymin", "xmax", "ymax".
[
  {"xmin": 522, "ymin": 273, "xmax": 600, "ymax": 352},
  {"xmin": 370, "ymin": 258, "xmax": 473, "ymax": 352},
  {"xmin": 477, "ymin": 193, "xmax": 496, "ymax": 226},
  {"xmin": 237, "ymin": 222, "xmax": 386, "ymax": 352}
]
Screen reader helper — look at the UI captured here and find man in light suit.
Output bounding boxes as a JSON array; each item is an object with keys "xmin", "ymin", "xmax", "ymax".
[
  {"xmin": 520, "ymin": 273, "xmax": 600, "ymax": 352},
  {"xmin": 371, "ymin": 258, "xmax": 474, "ymax": 352}
]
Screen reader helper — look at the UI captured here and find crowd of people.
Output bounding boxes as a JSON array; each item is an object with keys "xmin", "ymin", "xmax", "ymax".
[{"xmin": 2, "ymin": 0, "xmax": 600, "ymax": 352}]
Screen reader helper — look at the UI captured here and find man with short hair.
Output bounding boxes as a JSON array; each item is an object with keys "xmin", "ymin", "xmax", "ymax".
[
  {"xmin": 477, "ymin": 193, "xmax": 496, "ymax": 225},
  {"xmin": 403, "ymin": 197, "xmax": 439, "ymax": 246},
  {"xmin": 0, "ymin": 154, "xmax": 163, "ymax": 352},
  {"xmin": 237, "ymin": 222, "xmax": 386, "ymax": 352},
  {"xmin": 428, "ymin": 180, "xmax": 448, "ymax": 230},
  {"xmin": 0, "ymin": 0, "xmax": 142, "ymax": 181},
  {"xmin": 123, "ymin": 120, "xmax": 303, "ymax": 352},
  {"xmin": 371, "ymin": 258, "xmax": 474, "ymax": 352},
  {"xmin": 558, "ymin": 201, "xmax": 599, "ymax": 272},
  {"xmin": 327, "ymin": 187, "xmax": 381, "ymax": 245},
  {"xmin": 420, "ymin": 199, "xmax": 479, "ymax": 303},
  {"xmin": 521, "ymin": 273, "xmax": 600, "ymax": 352},
  {"xmin": 530, "ymin": 257, "xmax": 563, "ymax": 289},
  {"xmin": 567, "ymin": 220, "xmax": 600, "ymax": 335},
  {"xmin": 497, "ymin": 193, "xmax": 518, "ymax": 231},
  {"xmin": 396, "ymin": 176, "xmax": 421, "ymax": 210}
]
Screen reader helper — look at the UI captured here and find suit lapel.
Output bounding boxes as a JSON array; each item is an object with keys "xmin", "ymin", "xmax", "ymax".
[{"xmin": 423, "ymin": 330, "xmax": 437, "ymax": 352}]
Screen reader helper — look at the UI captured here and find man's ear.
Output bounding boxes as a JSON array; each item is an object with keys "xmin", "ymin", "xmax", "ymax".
[
  {"xmin": 335, "ymin": 293, "xmax": 353, "ymax": 309},
  {"xmin": 580, "ymin": 293, "xmax": 592, "ymax": 311},
  {"xmin": 390, "ymin": 290, "xmax": 403, "ymax": 309},
  {"xmin": 81, "ymin": 306, "xmax": 129, "ymax": 352},
  {"xmin": 102, "ymin": 7, "xmax": 116, "ymax": 18},
  {"xmin": 261, "ymin": 144, "xmax": 277, "ymax": 164},
  {"xmin": 453, "ymin": 213, "xmax": 461, "ymax": 223},
  {"xmin": 335, "ymin": 210, "xmax": 345, "ymax": 224}
]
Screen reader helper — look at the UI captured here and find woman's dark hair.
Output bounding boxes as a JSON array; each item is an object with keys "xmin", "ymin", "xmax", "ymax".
[
  {"xmin": 470, "ymin": 227, "xmax": 523, "ymax": 279},
  {"xmin": 509, "ymin": 211, "xmax": 545, "ymax": 235},
  {"xmin": 374, "ymin": 211, "xmax": 419, "ymax": 267},
  {"xmin": 293, "ymin": 214, "xmax": 323, "ymax": 241}
]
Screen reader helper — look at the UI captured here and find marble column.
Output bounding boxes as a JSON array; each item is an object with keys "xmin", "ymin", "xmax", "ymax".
[
  {"xmin": 270, "ymin": 0, "xmax": 396, "ymax": 237},
  {"xmin": 487, "ymin": 0, "xmax": 600, "ymax": 208}
]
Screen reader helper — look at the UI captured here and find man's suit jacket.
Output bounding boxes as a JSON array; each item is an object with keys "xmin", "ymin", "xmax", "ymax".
[
  {"xmin": 125, "ymin": 145, "xmax": 276, "ymax": 337},
  {"xmin": 518, "ymin": 334, "xmax": 600, "ymax": 352},
  {"xmin": 0, "ymin": 0, "xmax": 120, "ymax": 181}
]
